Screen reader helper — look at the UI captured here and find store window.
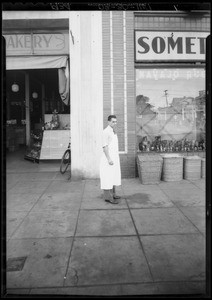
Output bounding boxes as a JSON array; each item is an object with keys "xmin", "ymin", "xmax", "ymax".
[{"xmin": 136, "ymin": 68, "xmax": 206, "ymax": 152}]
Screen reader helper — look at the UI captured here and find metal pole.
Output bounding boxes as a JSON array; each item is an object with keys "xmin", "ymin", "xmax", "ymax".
[
  {"xmin": 164, "ymin": 90, "xmax": 168, "ymax": 121},
  {"xmin": 164, "ymin": 90, "xmax": 168, "ymax": 107},
  {"xmin": 42, "ymin": 84, "xmax": 45, "ymax": 123},
  {"xmin": 25, "ymin": 72, "xmax": 30, "ymax": 146}
]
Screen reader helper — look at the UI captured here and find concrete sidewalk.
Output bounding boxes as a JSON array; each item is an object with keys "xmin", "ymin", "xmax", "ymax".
[{"xmin": 5, "ymin": 158, "xmax": 206, "ymax": 296}]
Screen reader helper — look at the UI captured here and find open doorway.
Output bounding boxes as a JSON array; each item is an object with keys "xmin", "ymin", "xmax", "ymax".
[{"xmin": 6, "ymin": 67, "xmax": 70, "ymax": 162}]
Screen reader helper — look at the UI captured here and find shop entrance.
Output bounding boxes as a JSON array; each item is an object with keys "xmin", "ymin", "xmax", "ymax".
[{"xmin": 6, "ymin": 67, "xmax": 70, "ymax": 161}]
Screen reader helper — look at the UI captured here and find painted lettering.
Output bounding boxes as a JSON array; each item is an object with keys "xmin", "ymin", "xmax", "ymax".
[
  {"xmin": 137, "ymin": 37, "xmax": 149, "ymax": 54},
  {"xmin": 160, "ymin": 70, "xmax": 165, "ymax": 78},
  {"xmin": 4, "ymin": 33, "xmax": 68, "ymax": 55},
  {"xmin": 197, "ymin": 37, "xmax": 205, "ymax": 54},
  {"xmin": 16, "ymin": 35, "xmax": 23, "ymax": 48},
  {"xmin": 24, "ymin": 35, "xmax": 31, "ymax": 48},
  {"xmin": 167, "ymin": 37, "xmax": 183, "ymax": 54},
  {"xmin": 136, "ymin": 31, "xmax": 208, "ymax": 61},
  {"xmin": 7, "ymin": 36, "xmax": 15, "ymax": 48},
  {"xmin": 146, "ymin": 71, "xmax": 152, "ymax": 78},
  {"xmin": 152, "ymin": 37, "xmax": 165, "ymax": 54},
  {"xmin": 33, "ymin": 35, "xmax": 42, "ymax": 48},
  {"xmin": 43, "ymin": 35, "xmax": 52, "ymax": 48},
  {"xmin": 186, "ymin": 37, "xmax": 196, "ymax": 54},
  {"xmin": 137, "ymin": 36, "xmax": 206, "ymax": 55}
]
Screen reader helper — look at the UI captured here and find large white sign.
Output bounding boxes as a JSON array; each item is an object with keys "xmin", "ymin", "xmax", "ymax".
[{"xmin": 135, "ymin": 31, "xmax": 209, "ymax": 62}]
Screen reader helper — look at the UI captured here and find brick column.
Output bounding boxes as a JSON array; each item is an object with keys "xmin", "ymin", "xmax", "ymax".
[{"xmin": 102, "ymin": 11, "xmax": 136, "ymax": 178}]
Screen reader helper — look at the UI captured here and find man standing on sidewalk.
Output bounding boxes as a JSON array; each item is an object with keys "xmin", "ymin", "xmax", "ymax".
[{"xmin": 100, "ymin": 115, "xmax": 121, "ymax": 204}]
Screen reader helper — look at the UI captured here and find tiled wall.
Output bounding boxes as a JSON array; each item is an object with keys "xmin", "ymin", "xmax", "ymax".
[
  {"xmin": 135, "ymin": 12, "xmax": 210, "ymax": 31},
  {"xmin": 102, "ymin": 11, "xmax": 136, "ymax": 178}
]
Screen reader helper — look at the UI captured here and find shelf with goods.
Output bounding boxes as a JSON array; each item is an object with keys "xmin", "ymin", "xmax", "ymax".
[
  {"xmin": 24, "ymin": 130, "xmax": 43, "ymax": 163},
  {"xmin": 137, "ymin": 136, "xmax": 206, "ymax": 158}
]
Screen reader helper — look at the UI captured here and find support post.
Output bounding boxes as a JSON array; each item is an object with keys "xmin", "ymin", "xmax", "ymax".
[{"xmin": 25, "ymin": 72, "xmax": 30, "ymax": 146}]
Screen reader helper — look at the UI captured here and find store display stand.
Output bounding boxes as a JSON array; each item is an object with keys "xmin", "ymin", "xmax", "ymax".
[
  {"xmin": 24, "ymin": 131, "xmax": 43, "ymax": 163},
  {"xmin": 24, "ymin": 154, "xmax": 40, "ymax": 163}
]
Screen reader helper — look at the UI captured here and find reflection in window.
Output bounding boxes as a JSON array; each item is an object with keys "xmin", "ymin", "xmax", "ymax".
[{"xmin": 136, "ymin": 68, "xmax": 205, "ymax": 152}]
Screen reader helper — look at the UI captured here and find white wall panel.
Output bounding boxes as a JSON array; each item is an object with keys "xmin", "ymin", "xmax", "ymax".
[{"xmin": 69, "ymin": 11, "xmax": 103, "ymax": 178}]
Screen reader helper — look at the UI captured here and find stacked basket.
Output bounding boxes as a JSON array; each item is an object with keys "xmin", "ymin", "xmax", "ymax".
[
  {"xmin": 183, "ymin": 156, "xmax": 201, "ymax": 180},
  {"xmin": 162, "ymin": 154, "xmax": 184, "ymax": 182},
  {"xmin": 137, "ymin": 154, "xmax": 163, "ymax": 184}
]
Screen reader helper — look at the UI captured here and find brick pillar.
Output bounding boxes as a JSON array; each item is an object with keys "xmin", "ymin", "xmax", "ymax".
[{"xmin": 102, "ymin": 11, "xmax": 136, "ymax": 178}]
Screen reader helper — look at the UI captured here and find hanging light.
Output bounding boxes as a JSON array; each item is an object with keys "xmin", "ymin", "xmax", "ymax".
[
  {"xmin": 32, "ymin": 92, "xmax": 38, "ymax": 99},
  {"xmin": 11, "ymin": 82, "xmax": 19, "ymax": 92},
  {"xmin": 11, "ymin": 73, "xmax": 19, "ymax": 92}
]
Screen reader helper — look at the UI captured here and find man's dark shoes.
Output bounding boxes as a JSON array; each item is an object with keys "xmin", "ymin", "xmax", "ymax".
[
  {"xmin": 113, "ymin": 195, "xmax": 121, "ymax": 199},
  {"xmin": 105, "ymin": 198, "xmax": 119, "ymax": 204}
]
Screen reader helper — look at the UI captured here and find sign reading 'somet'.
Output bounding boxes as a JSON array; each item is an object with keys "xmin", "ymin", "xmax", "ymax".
[
  {"xmin": 135, "ymin": 31, "xmax": 209, "ymax": 62},
  {"xmin": 3, "ymin": 33, "xmax": 69, "ymax": 55}
]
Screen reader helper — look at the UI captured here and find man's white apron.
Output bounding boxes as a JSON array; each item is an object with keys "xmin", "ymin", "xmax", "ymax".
[{"xmin": 100, "ymin": 131, "xmax": 121, "ymax": 190}]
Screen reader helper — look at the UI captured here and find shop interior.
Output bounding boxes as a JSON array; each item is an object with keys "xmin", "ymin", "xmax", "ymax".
[{"xmin": 6, "ymin": 68, "xmax": 70, "ymax": 162}]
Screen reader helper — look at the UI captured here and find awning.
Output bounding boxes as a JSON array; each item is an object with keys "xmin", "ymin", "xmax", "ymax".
[{"xmin": 6, "ymin": 55, "xmax": 68, "ymax": 70}]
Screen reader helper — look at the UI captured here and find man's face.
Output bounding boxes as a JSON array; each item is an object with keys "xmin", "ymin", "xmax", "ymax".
[{"xmin": 108, "ymin": 118, "xmax": 117, "ymax": 129}]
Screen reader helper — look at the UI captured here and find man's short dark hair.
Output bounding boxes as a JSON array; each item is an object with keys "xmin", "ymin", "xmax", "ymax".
[{"xmin": 108, "ymin": 115, "xmax": 117, "ymax": 121}]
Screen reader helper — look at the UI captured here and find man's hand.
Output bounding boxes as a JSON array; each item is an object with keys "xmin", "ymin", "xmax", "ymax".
[
  {"xmin": 108, "ymin": 159, "xmax": 114, "ymax": 165},
  {"xmin": 103, "ymin": 146, "xmax": 114, "ymax": 165}
]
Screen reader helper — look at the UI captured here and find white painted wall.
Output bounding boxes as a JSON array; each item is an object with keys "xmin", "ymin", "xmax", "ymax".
[{"xmin": 69, "ymin": 11, "xmax": 103, "ymax": 178}]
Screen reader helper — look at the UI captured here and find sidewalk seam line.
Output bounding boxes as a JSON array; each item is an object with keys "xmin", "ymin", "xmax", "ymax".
[
  {"xmin": 158, "ymin": 186, "xmax": 205, "ymax": 237},
  {"xmin": 63, "ymin": 180, "xmax": 86, "ymax": 286},
  {"xmin": 121, "ymin": 186, "xmax": 155, "ymax": 283},
  {"xmin": 7, "ymin": 180, "xmax": 55, "ymax": 241}
]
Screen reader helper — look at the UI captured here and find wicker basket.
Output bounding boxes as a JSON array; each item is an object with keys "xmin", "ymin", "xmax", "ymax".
[
  {"xmin": 201, "ymin": 158, "xmax": 205, "ymax": 178},
  {"xmin": 162, "ymin": 154, "xmax": 183, "ymax": 182},
  {"xmin": 137, "ymin": 154, "xmax": 163, "ymax": 184},
  {"xmin": 183, "ymin": 156, "xmax": 201, "ymax": 180}
]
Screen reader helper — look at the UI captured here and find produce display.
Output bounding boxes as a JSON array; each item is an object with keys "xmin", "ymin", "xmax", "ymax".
[
  {"xmin": 138, "ymin": 136, "xmax": 205, "ymax": 152},
  {"xmin": 44, "ymin": 109, "xmax": 60, "ymax": 130}
]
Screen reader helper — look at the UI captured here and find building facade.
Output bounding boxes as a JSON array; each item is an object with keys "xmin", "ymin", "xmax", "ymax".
[{"xmin": 3, "ymin": 9, "xmax": 210, "ymax": 178}]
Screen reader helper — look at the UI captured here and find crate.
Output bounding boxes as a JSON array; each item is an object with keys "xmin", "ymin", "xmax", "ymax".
[
  {"xmin": 137, "ymin": 154, "xmax": 163, "ymax": 184},
  {"xmin": 162, "ymin": 154, "xmax": 184, "ymax": 182},
  {"xmin": 201, "ymin": 158, "xmax": 205, "ymax": 178},
  {"xmin": 183, "ymin": 156, "xmax": 201, "ymax": 180}
]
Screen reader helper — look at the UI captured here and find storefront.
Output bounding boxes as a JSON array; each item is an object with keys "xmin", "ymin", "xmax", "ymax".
[
  {"xmin": 3, "ymin": 9, "xmax": 210, "ymax": 179},
  {"xmin": 3, "ymin": 18, "xmax": 70, "ymax": 162},
  {"xmin": 102, "ymin": 10, "xmax": 210, "ymax": 178},
  {"xmin": 135, "ymin": 17, "xmax": 208, "ymax": 156}
]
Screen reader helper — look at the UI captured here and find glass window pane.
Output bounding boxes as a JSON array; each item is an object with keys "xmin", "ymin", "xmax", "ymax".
[{"xmin": 136, "ymin": 68, "xmax": 206, "ymax": 152}]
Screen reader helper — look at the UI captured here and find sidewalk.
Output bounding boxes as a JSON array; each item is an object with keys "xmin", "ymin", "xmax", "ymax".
[{"xmin": 5, "ymin": 155, "xmax": 206, "ymax": 296}]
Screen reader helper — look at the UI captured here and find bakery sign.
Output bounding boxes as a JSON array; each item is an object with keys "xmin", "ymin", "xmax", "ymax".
[
  {"xmin": 3, "ymin": 32, "xmax": 69, "ymax": 55},
  {"xmin": 135, "ymin": 31, "xmax": 209, "ymax": 62}
]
